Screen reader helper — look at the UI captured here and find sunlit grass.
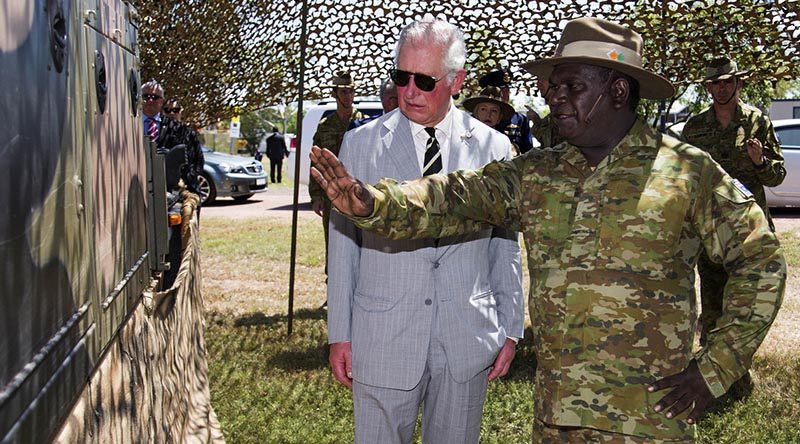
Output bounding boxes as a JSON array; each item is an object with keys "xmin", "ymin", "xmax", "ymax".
[{"xmin": 204, "ymin": 218, "xmax": 800, "ymax": 443}]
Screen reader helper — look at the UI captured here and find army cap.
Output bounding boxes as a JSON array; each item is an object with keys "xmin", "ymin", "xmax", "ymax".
[
  {"xmin": 461, "ymin": 86, "xmax": 515, "ymax": 120},
  {"xmin": 521, "ymin": 17, "xmax": 675, "ymax": 99},
  {"xmin": 478, "ymin": 68, "xmax": 514, "ymax": 88},
  {"xmin": 703, "ymin": 56, "xmax": 749, "ymax": 82},
  {"xmin": 324, "ymin": 70, "xmax": 357, "ymax": 89}
]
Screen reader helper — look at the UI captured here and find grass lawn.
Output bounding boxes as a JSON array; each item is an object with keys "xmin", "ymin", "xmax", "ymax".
[{"xmin": 202, "ymin": 217, "xmax": 800, "ymax": 443}]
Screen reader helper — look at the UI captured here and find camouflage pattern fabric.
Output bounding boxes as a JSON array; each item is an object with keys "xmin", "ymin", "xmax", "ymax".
[
  {"xmin": 348, "ymin": 118, "xmax": 786, "ymax": 441},
  {"xmin": 308, "ymin": 108, "xmax": 365, "ymax": 203},
  {"xmin": 681, "ymin": 100, "xmax": 785, "ymax": 230},
  {"xmin": 531, "ymin": 115, "xmax": 565, "ymax": 149},
  {"xmin": 681, "ymin": 101, "xmax": 785, "ymax": 345}
]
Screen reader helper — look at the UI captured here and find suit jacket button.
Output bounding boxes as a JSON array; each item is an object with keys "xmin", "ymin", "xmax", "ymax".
[
  {"xmin": 425, "ymin": 299, "xmax": 432, "ymax": 305},
  {"xmin": 433, "ymin": 261, "xmax": 440, "ymax": 268}
]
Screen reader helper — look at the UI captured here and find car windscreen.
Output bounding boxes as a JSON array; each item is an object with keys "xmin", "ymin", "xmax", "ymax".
[{"xmin": 777, "ymin": 125, "xmax": 800, "ymax": 147}]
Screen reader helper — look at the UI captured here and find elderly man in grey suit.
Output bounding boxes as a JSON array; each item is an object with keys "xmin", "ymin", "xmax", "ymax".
[{"xmin": 326, "ymin": 16, "xmax": 524, "ymax": 444}]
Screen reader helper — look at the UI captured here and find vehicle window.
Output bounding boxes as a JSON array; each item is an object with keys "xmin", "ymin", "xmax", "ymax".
[
  {"xmin": 777, "ymin": 126, "xmax": 800, "ymax": 147},
  {"xmin": 358, "ymin": 107, "xmax": 383, "ymax": 117},
  {"xmin": 321, "ymin": 110, "xmax": 335, "ymax": 120}
]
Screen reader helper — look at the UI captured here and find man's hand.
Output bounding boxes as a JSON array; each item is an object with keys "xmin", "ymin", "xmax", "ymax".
[
  {"xmin": 312, "ymin": 200, "xmax": 325, "ymax": 217},
  {"xmin": 648, "ymin": 359, "xmax": 714, "ymax": 424},
  {"xmin": 746, "ymin": 138, "xmax": 764, "ymax": 165},
  {"xmin": 488, "ymin": 338, "xmax": 517, "ymax": 381},
  {"xmin": 310, "ymin": 146, "xmax": 374, "ymax": 217},
  {"xmin": 526, "ymin": 107, "xmax": 541, "ymax": 124},
  {"xmin": 329, "ymin": 341, "xmax": 353, "ymax": 389}
]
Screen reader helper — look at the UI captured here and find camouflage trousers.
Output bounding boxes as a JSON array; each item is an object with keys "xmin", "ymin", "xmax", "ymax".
[
  {"xmin": 697, "ymin": 249, "xmax": 727, "ymax": 346},
  {"xmin": 532, "ymin": 419, "xmax": 692, "ymax": 443}
]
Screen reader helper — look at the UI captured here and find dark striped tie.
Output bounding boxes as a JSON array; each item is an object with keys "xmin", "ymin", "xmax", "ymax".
[
  {"xmin": 423, "ymin": 127, "xmax": 442, "ymax": 176},
  {"xmin": 147, "ymin": 118, "xmax": 159, "ymax": 141}
]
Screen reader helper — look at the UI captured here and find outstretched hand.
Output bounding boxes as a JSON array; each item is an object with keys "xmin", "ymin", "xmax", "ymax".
[
  {"xmin": 648, "ymin": 359, "xmax": 714, "ymax": 424},
  {"xmin": 309, "ymin": 146, "xmax": 374, "ymax": 217}
]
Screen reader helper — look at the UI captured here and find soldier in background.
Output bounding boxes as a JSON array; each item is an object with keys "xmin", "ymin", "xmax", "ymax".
[
  {"xmin": 308, "ymin": 71, "xmax": 364, "ymax": 283},
  {"xmin": 478, "ymin": 67, "xmax": 534, "ymax": 154},
  {"xmin": 310, "ymin": 17, "xmax": 786, "ymax": 443},
  {"xmin": 528, "ymin": 76, "xmax": 564, "ymax": 149},
  {"xmin": 681, "ymin": 56, "xmax": 786, "ymax": 398},
  {"xmin": 141, "ymin": 80, "xmax": 204, "ymax": 197},
  {"xmin": 461, "ymin": 86, "xmax": 517, "ymax": 153}
]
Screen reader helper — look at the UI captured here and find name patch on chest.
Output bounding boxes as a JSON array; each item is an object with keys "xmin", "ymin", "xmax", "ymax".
[{"xmin": 732, "ymin": 179, "xmax": 753, "ymax": 198}]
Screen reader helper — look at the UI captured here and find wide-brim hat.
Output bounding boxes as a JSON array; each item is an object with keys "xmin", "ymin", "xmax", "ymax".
[
  {"xmin": 521, "ymin": 17, "xmax": 675, "ymax": 100},
  {"xmin": 479, "ymin": 68, "xmax": 514, "ymax": 88},
  {"xmin": 323, "ymin": 70, "xmax": 356, "ymax": 88},
  {"xmin": 461, "ymin": 86, "xmax": 515, "ymax": 120},
  {"xmin": 702, "ymin": 57, "xmax": 749, "ymax": 82}
]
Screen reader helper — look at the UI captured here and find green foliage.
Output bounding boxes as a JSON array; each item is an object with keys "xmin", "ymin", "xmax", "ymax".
[{"xmin": 629, "ymin": 0, "xmax": 800, "ymax": 121}]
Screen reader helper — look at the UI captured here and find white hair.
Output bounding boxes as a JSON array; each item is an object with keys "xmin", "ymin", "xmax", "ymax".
[
  {"xmin": 394, "ymin": 16, "xmax": 466, "ymax": 83},
  {"xmin": 142, "ymin": 79, "xmax": 164, "ymax": 96}
]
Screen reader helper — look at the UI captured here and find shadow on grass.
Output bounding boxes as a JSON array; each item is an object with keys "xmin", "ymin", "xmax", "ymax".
[
  {"xmin": 269, "ymin": 345, "xmax": 329, "ymax": 371},
  {"xmin": 504, "ymin": 327, "xmax": 537, "ymax": 382},
  {"xmin": 232, "ymin": 307, "xmax": 327, "ymax": 327}
]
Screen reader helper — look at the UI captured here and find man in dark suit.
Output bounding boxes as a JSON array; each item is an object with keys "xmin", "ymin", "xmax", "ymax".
[
  {"xmin": 265, "ymin": 126, "xmax": 289, "ymax": 183},
  {"xmin": 141, "ymin": 80, "xmax": 204, "ymax": 196}
]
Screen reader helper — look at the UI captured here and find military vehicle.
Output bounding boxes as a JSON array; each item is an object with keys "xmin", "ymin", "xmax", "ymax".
[{"xmin": 0, "ymin": 0, "xmax": 177, "ymax": 440}]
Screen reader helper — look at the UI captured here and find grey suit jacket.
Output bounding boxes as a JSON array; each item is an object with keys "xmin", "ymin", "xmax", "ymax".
[{"xmin": 327, "ymin": 107, "xmax": 524, "ymax": 390}]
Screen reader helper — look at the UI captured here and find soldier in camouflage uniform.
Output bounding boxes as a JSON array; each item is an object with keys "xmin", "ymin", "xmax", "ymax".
[
  {"xmin": 529, "ymin": 77, "xmax": 565, "ymax": 149},
  {"xmin": 479, "ymin": 68, "xmax": 535, "ymax": 154},
  {"xmin": 681, "ymin": 57, "xmax": 786, "ymax": 356},
  {"xmin": 310, "ymin": 18, "xmax": 786, "ymax": 443},
  {"xmin": 308, "ymin": 71, "xmax": 364, "ymax": 279}
]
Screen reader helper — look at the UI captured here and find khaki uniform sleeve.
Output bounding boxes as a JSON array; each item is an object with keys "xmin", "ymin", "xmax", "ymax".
[
  {"xmin": 752, "ymin": 115, "xmax": 786, "ymax": 187},
  {"xmin": 309, "ymin": 118, "xmax": 334, "ymax": 203},
  {"xmin": 350, "ymin": 157, "xmax": 525, "ymax": 240},
  {"xmin": 692, "ymin": 162, "xmax": 786, "ymax": 397}
]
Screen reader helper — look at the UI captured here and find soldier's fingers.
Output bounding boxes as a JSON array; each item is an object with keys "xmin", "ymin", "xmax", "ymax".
[
  {"xmin": 648, "ymin": 372, "xmax": 682, "ymax": 393},
  {"xmin": 686, "ymin": 396, "xmax": 710, "ymax": 424},
  {"xmin": 653, "ymin": 386, "xmax": 686, "ymax": 413},
  {"xmin": 665, "ymin": 392, "xmax": 692, "ymax": 419},
  {"xmin": 310, "ymin": 167, "xmax": 328, "ymax": 189}
]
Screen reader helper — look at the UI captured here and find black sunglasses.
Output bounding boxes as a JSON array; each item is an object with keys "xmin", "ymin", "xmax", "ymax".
[
  {"xmin": 390, "ymin": 68, "xmax": 446, "ymax": 92},
  {"xmin": 164, "ymin": 107, "xmax": 182, "ymax": 113},
  {"xmin": 142, "ymin": 93, "xmax": 162, "ymax": 101}
]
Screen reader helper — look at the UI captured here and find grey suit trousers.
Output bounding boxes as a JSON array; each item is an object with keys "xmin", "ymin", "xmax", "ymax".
[{"xmin": 352, "ymin": 303, "xmax": 490, "ymax": 444}]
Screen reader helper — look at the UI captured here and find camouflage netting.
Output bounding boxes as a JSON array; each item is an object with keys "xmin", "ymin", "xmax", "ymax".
[
  {"xmin": 133, "ymin": 0, "xmax": 800, "ymax": 126},
  {"xmin": 56, "ymin": 204, "xmax": 225, "ymax": 443}
]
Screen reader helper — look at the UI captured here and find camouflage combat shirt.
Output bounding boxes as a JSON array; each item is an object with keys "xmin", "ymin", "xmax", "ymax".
[
  {"xmin": 681, "ymin": 101, "xmax": 785, "ymax": 228},
  {"xmin": 348, "ymin": 118, "xmax": 786, "ymax": 441},
  {"xmin": 531, "ymin": 113, "xmax": 564, "ymax": 149},
  {"xmin": 308, "ymin": 108, "xmax": 364, "ymax": 203}
]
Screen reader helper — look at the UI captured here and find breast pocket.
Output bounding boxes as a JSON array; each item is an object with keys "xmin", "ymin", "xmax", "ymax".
[
  {"xmin": 596, "ymin": 174, "xmax": 690, "ymax": 278},
  {"xmin": 521, "ymin": 179, "xmax": 576, "ymax": 269}
]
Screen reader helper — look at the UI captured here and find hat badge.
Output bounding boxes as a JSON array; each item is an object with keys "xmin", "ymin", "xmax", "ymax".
[{"xmin": 607, "ymin": 49, "xmax": 625, "ymax": 62}]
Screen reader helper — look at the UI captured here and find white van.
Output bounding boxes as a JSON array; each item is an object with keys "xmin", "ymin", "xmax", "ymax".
[{"xmin": 287, "ymin": 99, "xmax": 383, "ymax": 185}]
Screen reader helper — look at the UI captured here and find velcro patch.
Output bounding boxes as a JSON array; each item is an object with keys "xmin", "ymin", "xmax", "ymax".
[{"xmin": 732, "ymin": 178, "xmax": 753, "ymax": 199}]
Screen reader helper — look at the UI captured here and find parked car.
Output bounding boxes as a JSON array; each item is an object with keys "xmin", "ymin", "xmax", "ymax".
[
  {"xmin": 199, "ymin": 146, "xmax": 268, "ymax": 204},
  {"xmin": 286, "ymin": 99, "xmax": 383, "ymax": 185},
  {"xmin": 766, "ymin": 119, "xmax": 800, "ymax": 207},
  {"xmin": 665, "ymin": 118, "xmax": 800, "ymax": 208}
]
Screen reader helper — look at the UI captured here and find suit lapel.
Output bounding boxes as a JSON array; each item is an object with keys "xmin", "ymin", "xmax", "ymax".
[
  {"xmin": 383, "ymin": 111, "xmax": 423, "ymax": 181},
  {"xmin": 447, "ymin": 110, "xmax": 474, "ymax": 172}
]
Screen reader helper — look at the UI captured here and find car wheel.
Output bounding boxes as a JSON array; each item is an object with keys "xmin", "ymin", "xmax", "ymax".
[
  {"xmin": 232, "ymin": 193, "xmax": 254, "ymax": 202},
  {"xmin": 198, "ymin": 173, "xmax": 216, "ymax": 204}
]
